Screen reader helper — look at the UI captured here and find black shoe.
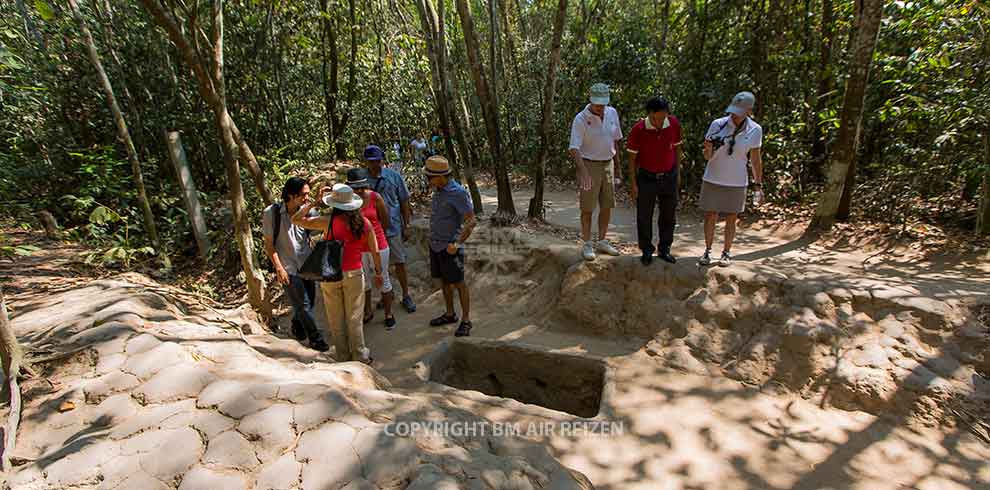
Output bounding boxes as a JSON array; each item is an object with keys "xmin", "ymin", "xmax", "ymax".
[
  {"xmin": 640, "ymin": 252, "xmax": 653, "ymax": 265},
  {"xmin": 310, "ymin": 338, "xmax": 330, "ymax": 352},
  {"xmin": 290, "ymin": 319, "xmax": 307, "ymax": 341},
  {"xmin": 430, "ymin": 313, "xmax": 458, "ymax": 327},
  {"xmin": 658, "ymin": 251, "xmax": 677, "ymax": 264},
  {"xmin": 385, "ymin": 316, "xmax": 397, "ymax": 331},
  {"xmin": 454, "ymin": 321, "xmax": 473, "ymax": 337}
]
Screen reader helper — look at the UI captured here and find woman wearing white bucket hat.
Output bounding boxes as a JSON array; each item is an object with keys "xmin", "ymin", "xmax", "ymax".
[
  {"xmin": 698, "ymin": 91, "xmax": 764, "ymax": 268},
  {"xmin": 292, "ymin": 183, "xmax": 384, "ymax": 364}
]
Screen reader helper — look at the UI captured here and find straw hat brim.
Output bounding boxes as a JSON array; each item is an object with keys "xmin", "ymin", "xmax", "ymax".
[{"xmin": 423, "ymin": 167, "xmax": 452, "ymax": 176}]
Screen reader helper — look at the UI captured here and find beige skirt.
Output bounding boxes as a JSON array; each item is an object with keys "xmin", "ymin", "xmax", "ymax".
[{"xmin": 699, "ymin": 181, "xmax": 746, "ymax": 213}]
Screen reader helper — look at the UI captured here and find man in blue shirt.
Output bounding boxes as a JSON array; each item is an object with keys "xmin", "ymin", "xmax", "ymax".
[
  {"xmin": 424, "ymin": 156, "xmax": 476, "ymax": 337},
  {"xmin": 363, "ymin": 145, "xmax": 416, "ymax": 313}
]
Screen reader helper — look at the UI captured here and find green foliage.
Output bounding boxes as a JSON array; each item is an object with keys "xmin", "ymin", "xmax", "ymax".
[{"xmin": 0, "ymin": 0, "xmax": 986, "ymax": 262}]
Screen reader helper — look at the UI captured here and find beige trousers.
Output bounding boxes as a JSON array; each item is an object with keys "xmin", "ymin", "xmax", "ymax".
[{"xmin": 319, "ymin": 270, "xmax": 369, "ymax": 362}]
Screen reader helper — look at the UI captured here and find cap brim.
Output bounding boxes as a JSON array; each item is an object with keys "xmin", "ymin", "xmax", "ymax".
[
  {"xmin": 364, "ymin": 157, "xmax": 383, "ymax": 161},
  {"xmin": 347, "ymin": 180, "xmax": 370, "ymax": 189},
  {"xmin": 726, "ymin": 105, "xmax": 747, "ymax": 116},
  {"xmin": 589, "ymin": 96, "xmax": 610, "ymax": 105}
]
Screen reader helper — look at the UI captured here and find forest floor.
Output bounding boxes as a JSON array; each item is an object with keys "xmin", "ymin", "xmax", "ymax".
[{"xmin": 2, "ymin": 192, "xmax": 990, "ymax": 489}]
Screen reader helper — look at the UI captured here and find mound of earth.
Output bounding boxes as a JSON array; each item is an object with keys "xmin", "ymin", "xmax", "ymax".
[
  {"xmin": 7, "ymin": 279, "xmax": 593, "ymax": 490},
  {"xmin": 402, "ymin": 223, "xmax": 990, "ymax": 426}
]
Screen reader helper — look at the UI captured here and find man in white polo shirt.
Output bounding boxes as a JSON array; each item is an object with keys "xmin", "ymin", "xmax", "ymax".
[
  {"xmin": 698, "ymin": 91, "xmax": 764, "ymax": 267},
  {"xmin": 569, "ymin": 83, "xmax": 623, "ymax": 261}
]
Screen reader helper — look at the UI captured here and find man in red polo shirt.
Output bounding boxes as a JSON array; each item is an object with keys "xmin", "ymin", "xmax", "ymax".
[{"xmin": 627, "ymin": 96, "xmax": 683, "ymax": 265}]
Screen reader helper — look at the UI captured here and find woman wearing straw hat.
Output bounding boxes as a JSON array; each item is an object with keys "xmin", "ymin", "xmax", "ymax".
[
  {"xmin": 291, "ymin": 184, "xmax": 384, "ymax": 364},
  {"xmin": 346, "ymin": 167, "xmax": 398, "ymax": 331}
]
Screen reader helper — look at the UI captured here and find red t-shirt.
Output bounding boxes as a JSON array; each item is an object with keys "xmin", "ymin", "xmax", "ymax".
[
  {"xmin": 626, "ymin": 115, "xmax": 681, "ymax": 173},
  {"xmin": 360, "ymin": 191, "xmax": 388, "ymax": 251},
  {"xmin": 324, "ymin": 214, "xmax": 371, "ymax": 272}
]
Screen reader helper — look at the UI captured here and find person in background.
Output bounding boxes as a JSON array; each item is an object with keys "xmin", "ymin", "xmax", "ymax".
[
  {"xmin": 424, "ymin": 156, "xmax": 476, "ymax": 337},
  {"xmin": 568, "ymin": 82, "xmax": 623, "ymax": 261},
  {"xmin": 363, "ymin": 145, "xmax": 417, "ymax": 313},
  {"xmin": 390, "ymin": 138, "xmax": 404, "ymax": 174},
  {"xmin": 698, "ymin": 91, "xmax": 764, "ymax": 267},
  {"xmin": 291, "ymin": 184, "xmax": 383, "ymax": 364},
  {"xmin": 262, "ymin": 177, "xmax": 329, "ymax": 352},
  {"xmin": 410, "ymin": 132, "xmax": 428, "ymax": 167},
  {"xmin": 346, "ymin": 167, "xmax": 397, "ymax": 331},
  {"xmin": 627, "ymin": 96, "xmax": 683, "ymax": 265}
]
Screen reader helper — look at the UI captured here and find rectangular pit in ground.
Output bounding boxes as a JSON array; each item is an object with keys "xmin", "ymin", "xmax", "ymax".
[{"xmin": 427, "ymin": 339, "xmax": 606, "ymax": 418}]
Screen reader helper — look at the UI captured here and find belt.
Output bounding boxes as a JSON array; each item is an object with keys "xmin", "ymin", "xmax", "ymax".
[
  {"xmin": 583, "ymin": 158, "xmax": 612, "ymax": 163},
  {"xmin": 638, "ymin": 168, "xmax": 676, "ymax": 181},
  {"xmin": 344, "ymin": 270, "xmax": 363, "ymax": 278}
]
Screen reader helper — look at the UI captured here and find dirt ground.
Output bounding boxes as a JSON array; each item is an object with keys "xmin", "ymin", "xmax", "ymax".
[{"xmin": 2, "ymin": 192, "xmax": 989, "ymax": 489}]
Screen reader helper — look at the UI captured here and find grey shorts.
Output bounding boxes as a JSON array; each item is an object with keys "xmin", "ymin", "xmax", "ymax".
[{"xmin": 386, "ymin": 234, "xmax": 406, "ymax": 265}]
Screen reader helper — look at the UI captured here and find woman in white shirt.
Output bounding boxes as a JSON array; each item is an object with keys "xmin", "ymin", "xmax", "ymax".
[{"xmin": 698, "ymin": 91, "xmax": 764, "ymax": 267}]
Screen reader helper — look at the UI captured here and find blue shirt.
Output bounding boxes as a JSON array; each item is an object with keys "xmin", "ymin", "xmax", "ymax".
[
  {"xmin": 366, "ymin": 168, "xmax": 410, "ymax": 237},
  {"xmin": 430, "ymin": 180, "xmax": 474, "ymax": 252}
]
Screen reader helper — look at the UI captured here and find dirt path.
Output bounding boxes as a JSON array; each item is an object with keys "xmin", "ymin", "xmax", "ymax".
[
  {"xmin": 4, "ymin": 221, "xmax": 989, "ymax": 490},
  {"xmin": 479, "ymin": 187, "xmax": 990, "ymax": 300}
]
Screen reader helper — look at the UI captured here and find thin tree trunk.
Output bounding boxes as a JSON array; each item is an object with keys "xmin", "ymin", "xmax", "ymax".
[
  {"xmin": 139, "ymin": 0, "xmax": 266, "ymax": 311},
  {"xmin": 810, "ymin": 0, "xmax": 834, "ymax": 172},
  {"xmin": 335, "ymin": 0, "xmax": 359, "ymax": 158},
  {"xmin": 321, "ymin": 0, "xmax": 339, "ymax": 150},
  {"xmin": 68, "ymin": 0, "xmax": 167, "ymax": 267},
  {"xmin": 0, "ymin": 288, "xmax": 23, "ymax": 473},
  {"xmin": 813, "ymin": 0, "xmax": 883, "ymax": 229},
  {"xmin": 655, "ymin": 0, "xmax": 671, "ymax": 81},
  {"xmin": 455, "ymin": 0, "xmax": 515, "ymax": 217},
  {"xmin": 438, "ymin": 0, "xmax": 482, "ymax": 212},
  {"xmin": 977, "ymin": 132, "xmax": 990, "ymax": 235},
  {"xmin": 528, "ymin": 0, "xmax": 568, "ymax": 220},
  {"xmin": 166, "ymin": 131, "xmax": 212, "ymax": 260}
]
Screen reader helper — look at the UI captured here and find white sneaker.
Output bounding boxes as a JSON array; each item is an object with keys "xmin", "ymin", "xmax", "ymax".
[
  {"xmin": 717, "ymin": 251, "xmax": 732, "ymax": 267},
  {"xmin": 581, "ymin": 241, "xmax": 596, "ymax": 261},
  {"xmin": 596, "ymin": 239, "xmax": 620, "ymax": 256}
]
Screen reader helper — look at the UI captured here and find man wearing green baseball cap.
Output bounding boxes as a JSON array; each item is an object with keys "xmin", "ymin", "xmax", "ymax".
[{"xmin": 568, "ymin": 82, "xmax": 624, "ymax": 261}]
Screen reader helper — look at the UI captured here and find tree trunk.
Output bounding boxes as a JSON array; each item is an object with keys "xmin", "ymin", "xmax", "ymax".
[
  {"xmin": 810, "ymin": 0, "xmax": 834, "ymax": 172},
  {"xmin": 655, "ymin": 0, "xmax": 670, "ymax": 81},
  {"xmin": 139, "ymin": 0, "xmax": 266, "ymax": 311},
  {"xmin": 68, "ymin": 0, "xmax": 167, "ymax": 267},
  {"xmin": 813, "ymin": 0, "xmax": 883, "ymax": 229},
  {"xmin": 978, "ymin": 132, "xmax": 990, "ymax": 235},
  {"xmin": 454, "ymin": 0, "xmax": 515, "ymax": 217},
  {"xmin": 0, "ymin": 288, "xmax": 23, "ymax": 473},
  {"xmin": 166, "ymin": 131, "xmax": 212, "ymax": 260},
  {"xmin": 415, "ymin": 0, "xmax": 483, "ymax": 212},
  {"xmin": 835, "ymin": 153, "xmax": 856, "ymax": 220},
  {"xmin": 229, "ymin": 120, "xmax": 275, "ymax": 205},
  {"xmin": 528, "ymin": 0, "xmax": 568, "ymax": 220}
]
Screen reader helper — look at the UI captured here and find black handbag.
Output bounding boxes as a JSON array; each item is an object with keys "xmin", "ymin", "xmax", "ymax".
[{"xmin": 298, "ymin": 215, "xmax": 344, "ymax": 282}]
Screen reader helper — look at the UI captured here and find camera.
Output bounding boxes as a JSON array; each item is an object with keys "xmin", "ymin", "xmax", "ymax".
[{"xmin": 708, "ymin": 136, "xmax": 725, "ymax": 151}]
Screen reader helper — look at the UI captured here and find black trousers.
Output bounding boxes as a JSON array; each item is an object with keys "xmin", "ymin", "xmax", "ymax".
[{"xmin": 636, "ymin": 169, "xmax": 678, "ymax": 255}]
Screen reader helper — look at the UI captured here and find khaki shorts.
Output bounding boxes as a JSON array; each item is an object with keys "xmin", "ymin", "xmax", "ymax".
[{"xmin": 579, "ymin": 159, "xmax": 615, "ymax": 212}]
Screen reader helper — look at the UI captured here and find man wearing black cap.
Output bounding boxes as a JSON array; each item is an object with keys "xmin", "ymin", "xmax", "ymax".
[{"xmin": 363, "ymin": 145, "xmax": 417, "ymax": 312}]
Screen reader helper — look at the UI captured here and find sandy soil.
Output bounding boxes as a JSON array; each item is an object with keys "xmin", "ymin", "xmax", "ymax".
[{"xmin": 2, "ymin": 200, "xmax": 989, "ymax": 490}]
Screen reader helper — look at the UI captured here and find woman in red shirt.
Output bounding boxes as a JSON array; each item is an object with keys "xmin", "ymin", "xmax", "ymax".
[
  {"xmin": 292, "ymin": 184, "xmax": 383, "ymax": 364},
  {"xmin": 345, "ymin": 168, "xmax": 397, "ymax": 330}
]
